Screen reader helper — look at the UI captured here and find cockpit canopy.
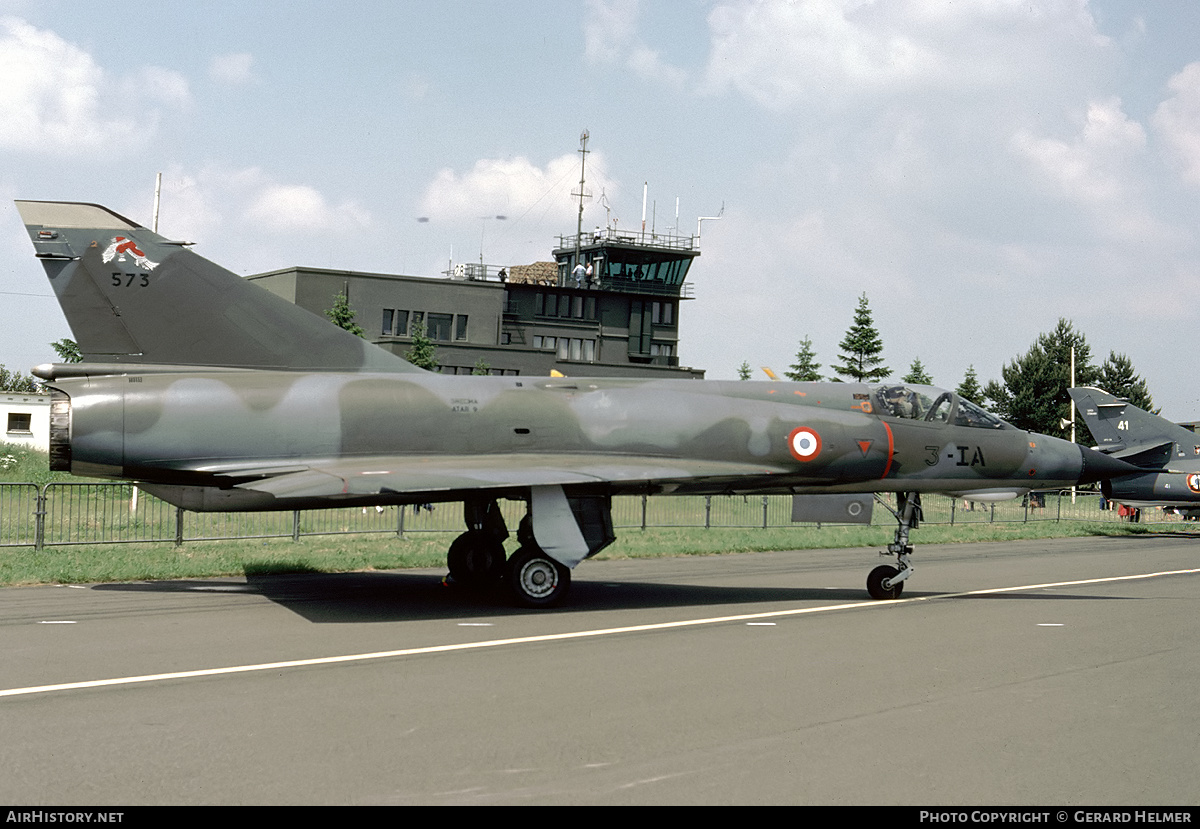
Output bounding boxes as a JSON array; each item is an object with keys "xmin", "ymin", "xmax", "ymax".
[{"xmin": 873, "ymin": 384, "xmax": 1007, "ymax": 429}]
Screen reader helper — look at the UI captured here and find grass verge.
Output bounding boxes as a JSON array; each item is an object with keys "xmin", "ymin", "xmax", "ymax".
[{"xmin": 1, "ymin": 521, "xmax": 1193, "ymax": 588}]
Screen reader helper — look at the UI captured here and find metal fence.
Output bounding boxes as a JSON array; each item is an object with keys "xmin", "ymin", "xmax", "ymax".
[{"xmin": 0, "ymin": 482, "xmax": 1185, "ymax": 550}]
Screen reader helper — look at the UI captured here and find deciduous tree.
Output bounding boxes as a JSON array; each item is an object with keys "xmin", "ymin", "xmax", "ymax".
[{"xmin": 0, "ymin": 365, "xmax": 40, "ymax": 393}]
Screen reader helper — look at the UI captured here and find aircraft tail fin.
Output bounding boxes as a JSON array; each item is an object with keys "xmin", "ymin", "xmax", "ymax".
[
  {"xmin": 15, "ymin": 200, "xmax": 422, "ymax": 373},
  {"xmin": 1069, "ymin": 387, "xmax": 1199, "ymax": 466}
]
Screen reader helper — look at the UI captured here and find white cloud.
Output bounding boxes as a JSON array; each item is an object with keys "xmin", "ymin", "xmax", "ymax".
[
  {"xmin": 701, "ymin": 0, "xmax": 1107, "ymax": 109},
  {"xmin": 415, "ymin": 151, "xmax": 626, "ymax": 272},
  {"xmin": 126, "ymin": 65, "xmax": 191, "ymax": 111},
  {"xmin": 0, "ymin": 16, "xmax": 189, "ymax": 153},
  {"xmin": 420, "ymin": 153, "xmax": 616, "ymax": 226},
  {"xmin": 400, "ymin": 72, "xmax": 430, "ymax": 100},
  {"xmin": 209, "ymin": 53, "xmax": 257, "ymax": 85},
  {"xmin": 1153, "ymin": 62, "xmax": 1200, "ymax": 187},
  {"xmin": 1013, "ymin": 98, "xmax": 1146, "ymax": 205},
  {"xmin": 584, "ymin": 0, "xmax": 638, "ymax": 64},
  {"xmin": 147, "ymin": 164, "xmax": 370, "ymax": 260},
  {"xmin": 703, "ymin": 0, "xmax": 934, "ymax": 109},
  {"xmin": 584, "ymin": 0, "xmax": 687, "ymax": 86},
  {"xmin": 245, "ymin": 183, "xmax": 369, "ymax": 232}
]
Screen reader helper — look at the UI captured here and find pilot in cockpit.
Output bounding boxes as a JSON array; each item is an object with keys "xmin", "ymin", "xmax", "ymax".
[{"xmin": 881, "ymin": 386, "xmax": 918, "ymax": 419}]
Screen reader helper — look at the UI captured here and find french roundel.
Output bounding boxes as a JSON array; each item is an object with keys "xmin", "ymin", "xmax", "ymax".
[
  {"xmin": 1187, "ymin": 473, "xmax": 1200, "ymax": 495},
  {"xmin": 787, "ymin": 427, "xmax": 822, "ymax": 462}
]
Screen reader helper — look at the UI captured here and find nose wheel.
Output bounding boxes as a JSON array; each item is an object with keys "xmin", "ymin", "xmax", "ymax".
[{"xmin": 867, "ymin": 563, "xmax": 904, "ymax": 599}]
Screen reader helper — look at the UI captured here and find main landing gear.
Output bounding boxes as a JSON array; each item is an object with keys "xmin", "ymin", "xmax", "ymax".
[
  {"xmin": 447, "ymin": 525, "xmax": 570, "ymax": 608},
  {"xmin": 507, "ymin": 542, "xmax": 571, "ymax": 608},
  {"xmin": 444, "ymin": 491, "xmax": 612, "ymax": 608},
  {"xmin": 446, "ymin": 500, "xmax": 509, "ymax": 588},
  {"xmin": 867, "ymin": 492, "xmax": 921, "ymax": 600}
]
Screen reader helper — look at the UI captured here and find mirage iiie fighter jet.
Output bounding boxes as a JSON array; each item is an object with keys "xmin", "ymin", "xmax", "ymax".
[
  {"xmin": 15, "ymin": 200, "xmax": 1137, "ymax": 607},
  {"xmin": 1070, "ymin": 387, "xmax": 1200, "ymax": 516}
]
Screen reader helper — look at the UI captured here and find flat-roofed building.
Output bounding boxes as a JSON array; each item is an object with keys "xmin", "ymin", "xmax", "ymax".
[{"xmin": 249, "ymin": 228, "xmax": 705, "ymax": 379}]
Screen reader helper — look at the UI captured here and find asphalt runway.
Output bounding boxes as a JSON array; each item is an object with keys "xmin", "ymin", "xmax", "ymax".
[{"xmin": 2, "ymin": 533, "xmax": 1198, "ymax": 806}]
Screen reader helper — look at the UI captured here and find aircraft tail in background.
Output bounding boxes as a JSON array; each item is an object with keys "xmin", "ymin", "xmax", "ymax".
[{"xmin": 1069, "ymin": 387, "xmax": 1200, "ymax": 469}]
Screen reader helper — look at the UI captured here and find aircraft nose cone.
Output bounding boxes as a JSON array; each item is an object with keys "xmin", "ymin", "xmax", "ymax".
[{"xmin": 1077, "ymin": 446, "xmax": 1141, "ymax": 485}]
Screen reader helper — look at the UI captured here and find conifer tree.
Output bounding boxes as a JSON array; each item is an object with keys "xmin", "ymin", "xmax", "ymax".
[
  {"xmin": 51, "ymin": 338, "xmax": 82, "ymax": 363},
  {"xmin": 737, "ymin": 361, "xmax": 752, "ymax": 380},
  {"xmin": 325, "ymin": 291, "xmax": 365, "ymax": 338},
  {"xmin": 832, "ymin": 293, "xmax": 889, "ymax": 383},
  {"xmin": 955, "ymin": 365, "xmax": 984, "ymax": 405},
  {"xmin": 902, "ymin": 357, "xmax": 932, "ymax": 385},
  {"xmin": 1097, "ymin": 351, "xmax": 1156, "ymax": 413},
  {"xmin": 785, "ymin": 336, "xmax": 822, "ymax": 382},
  {"xmin": 983, "ymin": 318, "xmax": 1097, "ymax": 440},
  {"xmin": 404, "ymin": 316, "xmax": 440, "ymax": 371}
]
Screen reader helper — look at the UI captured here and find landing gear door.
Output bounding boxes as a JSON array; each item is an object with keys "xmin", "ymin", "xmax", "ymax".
[{"xmin": 529, "ymin": 485, "xmax": 591, "ymax": 568}]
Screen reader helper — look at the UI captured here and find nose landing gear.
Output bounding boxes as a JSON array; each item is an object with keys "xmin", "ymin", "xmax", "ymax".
[{"xmin": 868, "ymin": 492, "xmax": 920, "ymax": 600}]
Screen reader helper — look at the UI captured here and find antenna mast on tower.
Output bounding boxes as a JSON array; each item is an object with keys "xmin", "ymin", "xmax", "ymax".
[{"xmin": 572, "ymin": 129, "xmax": 590, "ymax": 266}]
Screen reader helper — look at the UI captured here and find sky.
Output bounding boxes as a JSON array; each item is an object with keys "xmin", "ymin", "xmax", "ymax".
[{"xmin": 2, "ymin": 0, "xmax": 1199, "ymax": 421}]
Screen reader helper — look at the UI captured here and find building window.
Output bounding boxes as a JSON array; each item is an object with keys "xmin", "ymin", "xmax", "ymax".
[
  {"xmin": 556, "ymin": 338, "xmax": 596, "ymax": 362},
  {"xmin": 6, "ymin": 412, "xmax": 32, "ymax": 434},
  {"xmin": 427, "ymin": 313, "xmax": 453, "ymax": 341},
  {"xmin": 382, "ymin": 309, "xmax": 394, "ymax": 335},
  {"xmin": 652, "ymin": 301, "xmax": 675, "ymax": 326},
  {"xmin": 441, "ymin": 365, "xmax": 519, "ymax": 376},
  {"xmin": 395, "ymin": 310, "xmax": 409, "ymax": 336},
  {"xmin": 455, "ymin": 314, "xmax": 468, "ymax": 341}
]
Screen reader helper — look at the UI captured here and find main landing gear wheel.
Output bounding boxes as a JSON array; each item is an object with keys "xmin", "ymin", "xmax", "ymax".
[
  {"xmin": 507, "ymin": 546, "xmax": 570, "ymax": 608},
  {"xmin": 867, "ymin": 564, "xmax": 903, "ymax": 600},
  {"xmin": 447, "ymin": 530, "xmax": 507, "ymax": 587}
]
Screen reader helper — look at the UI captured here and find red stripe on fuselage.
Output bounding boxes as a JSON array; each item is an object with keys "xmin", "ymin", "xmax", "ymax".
[{"xmin": 881, "ymin": 421, "xmax": 894, "ymax": 479}]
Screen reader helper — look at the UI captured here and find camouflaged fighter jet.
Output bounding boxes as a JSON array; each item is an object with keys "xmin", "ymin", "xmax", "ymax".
[
  {"xmin": 1070, "ymin": 387, "xmax": 1200, "ymax": 515},
  {"xmin": 15, "ymin": 200, "xmax": 1139, "ymax": 606}
]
